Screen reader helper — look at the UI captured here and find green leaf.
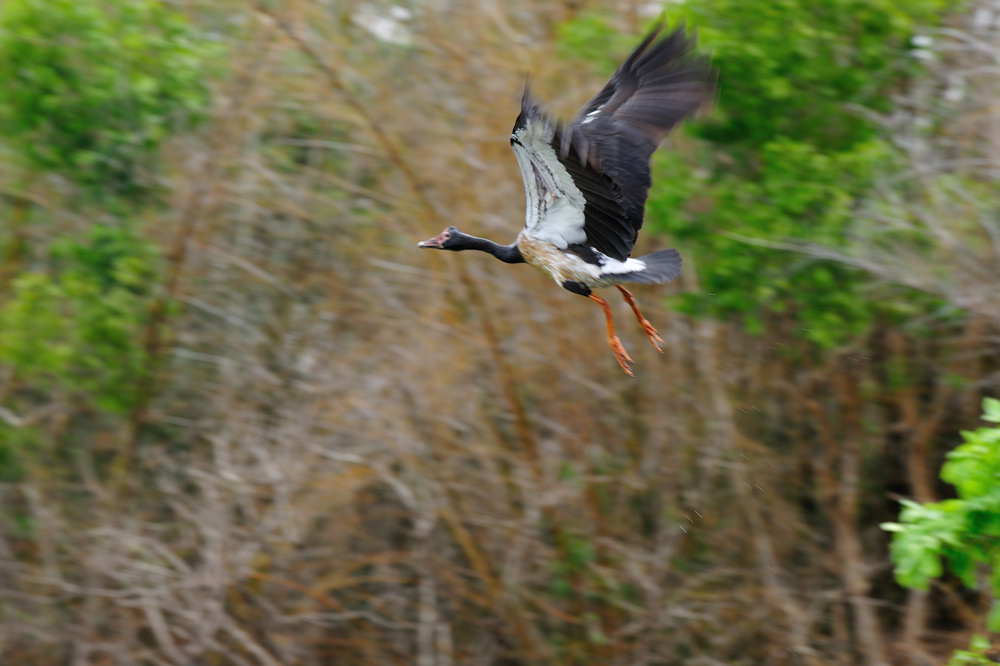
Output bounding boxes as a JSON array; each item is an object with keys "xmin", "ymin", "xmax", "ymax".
[{"xmin": 983, "ymin": 397, "xmax": 1000, "ymax": 423}]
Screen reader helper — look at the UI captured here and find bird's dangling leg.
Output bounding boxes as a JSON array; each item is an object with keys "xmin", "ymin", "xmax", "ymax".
[
  {"xmin": 589, "ymin": 293, "xmax": 634, "ymax": 376},
  {"xmin": 616, "ymin": 285, "xmax": 664, "ymax": 353}
]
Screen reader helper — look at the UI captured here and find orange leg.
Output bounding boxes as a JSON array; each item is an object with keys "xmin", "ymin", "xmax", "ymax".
[
  {"xmin": 616, "ymin": 285, "xmax": 664, "ymax": 353},
  {"xmin": 589, "ymin": 293, "xmax": 634, "ymax": 376}
]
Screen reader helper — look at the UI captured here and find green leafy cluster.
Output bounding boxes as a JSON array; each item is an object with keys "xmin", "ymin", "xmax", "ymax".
[
  {"xmin": 0, "ymin": 225, "xmax": 161, "ymax": 412},
  {"xmin": 559, "ymin": 0, "xmax": 952, "ymax": 347},
  {"xmin": 670, "ymin": 0, "xmax": 951, "ymax": 345},
  {"xmin": 883, "ymin": 398, "xmax": 1000, "ymax": 631},
  {"xmin": 0, "ymin": 0, "xmax": 217, "ymax": 194},
  {"xmin": 948, "ymin": 635, "xmax": 996, "ymax": 666},
  {"xmin": 682, "ymin": 0, "xmax": 949, "ymax": 147}
]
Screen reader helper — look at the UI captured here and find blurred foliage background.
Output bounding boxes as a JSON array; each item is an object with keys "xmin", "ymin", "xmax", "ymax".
[{"xmin": 0, "ymin": 0, "xmax": 997, "ymax": 664}]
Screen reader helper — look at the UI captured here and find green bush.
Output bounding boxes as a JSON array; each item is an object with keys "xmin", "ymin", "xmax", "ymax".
[
  {"xmin": 0, "ymin": 0, "xmax": 217, "ymax": 194},
  {"xmin": 0, "ymin": 225, "xmax": 161, "ymax": 412},
  {"xmin": 883, "ymin": 398, "xmax": 1000, "ymax": 632}
]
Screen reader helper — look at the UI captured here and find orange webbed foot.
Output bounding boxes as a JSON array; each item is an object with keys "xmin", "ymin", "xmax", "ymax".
[
  {"xmin": 589, "ymin": 292, "xmax": 636, "ymax": 376},
  {"xmin": 637, "ymin": 317, "xmax": 664, "ymax": 353},
  {"xmin": 608, "ymin": 335, "xmax": 635, "ymax": 376},
  {"xmin": 616, "ymin": 285, "xmax": 664, "ymax": 353}
]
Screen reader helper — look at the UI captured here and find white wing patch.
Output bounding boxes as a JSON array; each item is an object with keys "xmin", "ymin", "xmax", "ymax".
[
  {"xmin": 581, "ymin": 104, "xmax": 604, "ymax": 125},
  {"xmin": 511, "ymin": 117, "xmax": 587, "ymax": 249},
  {"xmin": 598, "ymin": 255, "xmax": 647, "ymax": 275}
]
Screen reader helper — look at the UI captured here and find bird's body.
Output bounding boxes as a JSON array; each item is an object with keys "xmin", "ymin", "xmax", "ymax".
[
  {"xmin": 419, "ymin": 23, "xmax": 714, "ymax": 375},
  {"xmin": 515, "ymin": 230, "xmax": 648, "ymax": 288}
]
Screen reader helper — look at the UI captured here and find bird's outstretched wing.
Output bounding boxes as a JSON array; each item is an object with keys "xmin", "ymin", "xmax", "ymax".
[
  {"xmin": 510, "ymin": 92, "xmax": 625, "ymax": 256},
  {"xmin": 510, "ymin": 23, "xmax": 714, "ymax": 262}
]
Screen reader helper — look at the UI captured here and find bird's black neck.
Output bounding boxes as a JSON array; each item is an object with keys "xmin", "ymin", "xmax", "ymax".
[{"xmin": 451, "ymin": 231, "xmax": 525, "ymax": 264}]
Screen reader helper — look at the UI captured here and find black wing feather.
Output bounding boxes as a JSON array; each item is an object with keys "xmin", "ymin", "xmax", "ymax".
[
  {"xmin": 557, "ymin": 22, "xmax": 715, "ymax": 260},
  {"xmin": 550, "ymin": 130, "xmax": 634, "ymax": 260}
]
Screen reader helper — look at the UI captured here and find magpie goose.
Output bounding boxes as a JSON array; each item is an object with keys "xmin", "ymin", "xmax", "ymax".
[{"xmin": 419, "ymin": 23, "xmax": 714, "ymax": 375}]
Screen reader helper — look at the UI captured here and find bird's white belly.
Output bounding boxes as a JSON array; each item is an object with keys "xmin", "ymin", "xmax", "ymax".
[{"xmin": 516, "ymin": 230, "xmax": 602, "ymax": 287}]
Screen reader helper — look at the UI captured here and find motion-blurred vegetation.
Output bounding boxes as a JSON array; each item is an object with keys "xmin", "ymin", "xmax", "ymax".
[
  {"xmin": 0, "ymin": 0, "xmax": 216, "ymax": 195},
  {"xmin": 0, "ymin": 224, "xmax": 161, "ymax": 412},
  {"xmin": 648, "ymin": 0, "xmax": 952, "ymax": 346},
  {"xmin": 0, "ymin": 0, "xmax": 997, "ymax": 664}
]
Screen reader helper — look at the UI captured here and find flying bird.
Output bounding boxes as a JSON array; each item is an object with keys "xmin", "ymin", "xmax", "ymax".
[{"xmin": 419, "ymin": 23, "xmax": 714, "ymax": 375}]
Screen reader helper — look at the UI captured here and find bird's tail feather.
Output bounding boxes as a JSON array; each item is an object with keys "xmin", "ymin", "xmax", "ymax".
[{"xmin": 618, "ymin": 248, "xmax": 682, "ymax": 284}]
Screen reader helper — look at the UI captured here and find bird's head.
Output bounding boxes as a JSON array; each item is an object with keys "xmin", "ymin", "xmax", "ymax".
[{"xmin": 417, "ymin": 226, "xmax": 462, "ymax": 250}]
